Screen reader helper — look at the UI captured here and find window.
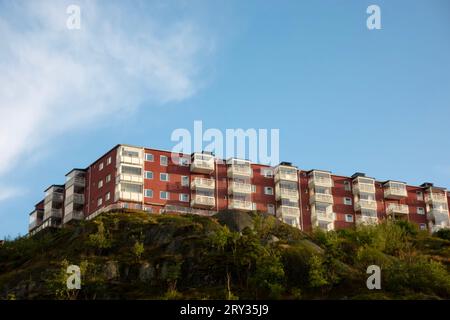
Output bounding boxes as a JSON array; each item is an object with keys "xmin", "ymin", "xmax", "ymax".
[
  {"xmin": 106, "ymin": 157, "xmax": 112, "ymax": 165},
  {"xmin": 345, "ymin": 214, "xmax": 354, "ymax": 222},
  {"xmin": 98, "ymin": 180, "xmax": 103, "ymax": 189},
  {"xmin": 122, "ymin": 166, "xmax": 142, "ymax": 175},
  {"xmin": 181, "ymin": 176, "xmax": 189, "ymax": 187},
  {"xmin": 105, "ymin": 192, "xmax": 111, "ymax": 201},
  {"xmin": 179, "ymin": 194, "xmax": 189, "ymax": 202},
  {"xmin": 344, "ymin": 197, "xmax": 352, "ymax": 205},
  {"xmin": 145, "ymin": 189, "xmax": 153, "ymax": 198},
  {"xmin": 99, "ymin": 162, "xmax": 104, "ymax": 171},
  {"xmin": 160, "ymin": 155, "xmax": 168, "ymax": 166},
  {"xmin": 160, "ymin": 173, "xmax": 169, "ymax": 181},
  {"xmin": 179, "ymin": 157, "xmax": 189, "ymax": 166},
  {"xmin": 252, "ymin": 202, "xmax": 257, "ymax": 210},
  {"xmin": 105, "ymin": 174, "xmax": 111, "ymax": 183},
  {"xmin": 145, "ymin": 171, "xmax": 153, "ymax": 179},
  {"xmin": 160, "ymin": 191, "xmax": 169, "ymax": 200},
  {"xmin": 262, "ymin": 168, "xmax": 273, "ymax": 178},
  {"xmin": 267, "ymin": 204, "xmax": 275, "ymax": 214},
  {"xmin": 416, "ymin": 191, "xmax": 423, "ymax": 201},
  {"xmin": 417, "ymin": 207, "xmax": 425, "ymax": 215},
  {"xmin": 344, "ymin": 181, "xmax": 351, "ymax": 191},
  {"xmin": 97, "ymin": 197, "xmax": 103, "ymax": 207},
  {"xmin": 264, "ymin": 186, "xmax": 274, "ymax": 195},
  {"xmin": 419, "ymin": 223, "xmax": 427, "ymax": 230},
  {"xmin": 145, "ymin": 153, "xmax": 154, "ymax": 162},
  {"xmin": 251, "ymin": 185, "xmax": 256, "ymax": 193}
]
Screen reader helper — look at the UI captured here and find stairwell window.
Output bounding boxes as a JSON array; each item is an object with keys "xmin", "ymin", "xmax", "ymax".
[
  {"xmin": 98, "ymin": 180, "xmax": 103, "ymax": 189},
  {"xmin": 179, "ymin": 194, "xmax": 189, "ymax": 202},
  {"xmin": 416, "ymin": 191, "xmax": 424, "ymax": 201},
  {"xmin": 160, "ymin": 191, "xmax": 169, "ymax": 200},
  {"xmin": 99, "ymin": 162, "xmax": 104, "ymax": 171},
  {"xmin": 97, "ymin": 197, "xmax": 103, "ymax": 207},
  {"xmin": 160, "ymin": 155, "xmax": 168, "ymax": 166},
  {"xmin": 345, "ymin": 214, "xmax": 354, "ymax": 222},
  {"xmin": 344, "ymin": 197, "xmax": 352, "ymax": 205},
  {"xmin": 160, "ymin": 173, "xmax": 169, "ymax": 182},
  {"xmin": 344, "ymin": 181, "xmax": 351, "ymax": 191},
  {"xmin": 267, "ymin": 204, "xmax": 275, "ymax": 214},
  {"xmin": 264, "ymin": 186, "xmax": 274, "ymax": 195},
  {"xmin": 181, "ymin": 176, "xmax": 189, "ymax": 187},
  {"xmin": 106, "ymin": 157, "xmax": 112, "ymax": 165},
  {"xmin": 262, "ymin": 168, "xmax": 273, "ymax": 178},
  {"xmin": 417, "ymin": 207, "xmax": 425, "ymax": 215},
  {"xmin": 145, "ymin": 153, "xmax": 154, "ymax": 162},
  {"xmin": 105, "ymin": 192, "xmax": 111, "ymax": 201},
  {"xmin": 105, "ymin": 174, "xmax": 111, "ymax": 183}
]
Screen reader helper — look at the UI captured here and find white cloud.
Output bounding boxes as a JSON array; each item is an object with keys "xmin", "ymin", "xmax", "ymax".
[{"xmin": 0, "ymin": 0, "xmax": 213, "ymax": 198}]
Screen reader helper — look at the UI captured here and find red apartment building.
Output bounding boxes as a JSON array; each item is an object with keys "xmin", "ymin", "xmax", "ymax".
[{"xmin": 28, "ymin": 144, "xmax": 450, "ymax": 236}]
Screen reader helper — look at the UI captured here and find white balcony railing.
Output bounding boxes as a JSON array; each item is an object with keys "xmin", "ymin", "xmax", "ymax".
[
  {"xmin": 228, "ymin": 199, "xmax": 253, "ymax": 211},
  {"xmin": 117, "ymin": 191, "xmax": 143, "ymax": 202},
  {"xmin": 353, "ymin": 183, "xmax": 376, "ymax": 194},
  {"xmin": 44, "ymin": 192, "xmax": 64, "ymax": 204},
  {"xmin": 384, "ymin": 185, "xmax": 407, "ymax": 199},
  {"xmin": 275, "ymin": 185, "xmax": 299, "ymax": 200},
  {"xmin": 190, "ymin": 158, "xmax": 215, "ymax": 173},
  {"xmin": 228, "ymin": 181, "xmax": 252, "ymax": 194},
  {"xmin": 44, "ymin": 208, "xmax": 63, "ymax": 219},
  {"xmin": 355, "ymin": 199, "xmax": 377, "ymax": 211},
  {"xmin": 356, "ymin": 215, "xmax": 379, "ymax": 226},
  {"xmin": 191, "ymin": 177, "xmax": 215, "ymax": 189},
  {"xmin": 119, "ymin": 155, "xmax": 143, "ymax": 166},
  {"xmin": 309, "ymin": 192, "xmax": 334, "ymax": 204},
  {"xmin": 66, "ymin": 176, "xmax": 86, "ymax": 188},
  {"xmin": 227, "ymin": 165, "xmax": 252, "ymax": 177},
  {"xmin": 275, "ymin": 167, "xmax": 298, "ymax": 182},
  {"xmin": 63, "ymin": 210, "xmax": 84, "ymax": 224},
  {"xmin": 308, "ymin": 174, "xmax": 333, "ymax": 188},
  {"xmin": 116, "ymin": 173, "xmax": 143, "ymax": 184},
  {"xmin": 277, "ymin": 205, "xmax": 300, "ymax": 217},
  {"xmin": 312, "ymin": 209, "xmax": 335, "ymax": 222},
  {"xmin": 386, "ymin": 203, "xmax": 409, "ymax": 215},
  {"xmin": 191, "ymin": 195, "xmax": 215, "ymax": 208},
  {"xmin": 425, "ymin": 193, "xmax": 447, "ymax": 204}
]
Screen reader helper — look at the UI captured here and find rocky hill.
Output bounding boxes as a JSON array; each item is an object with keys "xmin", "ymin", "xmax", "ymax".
[{"xmin": 1, "ymin": 210, "xmax": 450, "ymax": 300}]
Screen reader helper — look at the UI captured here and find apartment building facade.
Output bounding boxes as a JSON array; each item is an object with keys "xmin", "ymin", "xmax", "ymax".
[{"xmin": 28, "ymin": 144, "xmax": 450, "ymax": 236}]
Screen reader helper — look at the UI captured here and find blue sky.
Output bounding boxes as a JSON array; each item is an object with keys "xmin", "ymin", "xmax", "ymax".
[{"xmin": 1, "ymin": 0, "xmax": 450, "ymax": 238}]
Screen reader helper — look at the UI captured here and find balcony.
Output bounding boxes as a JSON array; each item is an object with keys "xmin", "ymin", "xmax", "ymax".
[
  {"xmin": 274, "ymin": 166, "xmax": 298, "ymax": 182},
  {"xmin": 29, "ymin": 219, "xmax": 41, "ymax": 230},
  {"xmin": 228, "ymin": 181, "xmax": 252, "ymax": 194},
  {"xmin": 191, "ymin": 153, "xmax": 215, "ymax": 174},
  {"xmin": 277, "ymin": 205, "xmax": 300, "ymax": 218},
  {"xmin": 227, "ymin": 165, "xmax": 252, "ymax": 177},
  {"xmin": 44, "ymin": 192, "xmax": 64, "ymax": 204},
  {"xmin": 116, "ymin": 173, "xmax": 143, "ymax": 184},
  {"xmin": 311, "ymin": 208, "xmax": 335, "ymax": 223},
  {"xmin": 228, "ymin": 199, "xmax": 253, "ymax": 211},
  {"xmin": 356, "ymin": 215, "xmax": 379, "ymax": 226},
  {"xmin": 353, "ymin": 183, "xmax": 375, "ymax": 194},
  {"xmin": 117, "ymin": 191, "xmax": 143, "ymax": 202},
  {"xmin": 386, "ymin": 203, "xmax": 409, "ymax": 216},
  {"xmin": 45, "ymin": 208, "xmax": 63, "ymax": 219},
  {"xmin": 427, "ymin": 208, "xmax": 449, "ymax": 222},
  {"xmin": 308, "ymin": 171, "xmax": 333, "ymax": 188},
  {"xmin": 354, "ymin": 199, "xmax": 377, "ymax": 211},
  {"xmin": 65, "ymin": 193, "xmax": 84, "ymax": 205},
  {"xmin": 275, "ymin": 185, "xmax": 299, "ymax": 200},
  {"xmin": 191, "ymin": 177, "xmax": 215, "ymax": 190},
  {"xmin": 309, "ymin": 192, "xmax": 334, "ymax": 204},
  {"xmin": 425, "ymin": 193, "xmax": 447, "ymax": 204},
  {"xmin": 119, "ymin": 154, "xmax": 143, "ymax": 166},
  {"xmin": 384, "ymin": 182, "xmax": 407, "ymax": 199},
  {"xmin": 191, "ymin": 194, "xmax": 215, "ymax": 208},
  {"xmin": 63, "ymin": 210, "xmax": 84, "ymax": 224},
  {"xmin": 66, "ymin": 176, "xmax": 86, "ymax": 188}
]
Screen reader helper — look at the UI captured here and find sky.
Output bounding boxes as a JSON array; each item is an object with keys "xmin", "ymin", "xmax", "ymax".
[{"xmin": 0, "ymin": 0, "xmax": 450, "ymax": 239}]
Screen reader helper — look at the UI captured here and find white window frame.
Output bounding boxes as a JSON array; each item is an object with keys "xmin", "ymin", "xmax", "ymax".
[
  {"xmin": 105, "ymin": 174, "xmax": 111, "ymax": 183},
  {"xmin": 344, "ymin": 181, "xmax": 351, "ymax": 191},
  {"xmin": 181, "ymin": 176, "xmax": 189, "ymax": 187},
  {"xmin": 179, "ymin": 193, "xmax": 189, "ymax": 202},
  {"xmin": 417, "ymin": 207, "xmax": 425, "ymax": 215},
  {"xmin": 344, "ymin": 197, "xmax": 352, "ymax": 205},
  {"xmin": 99, "ymin": 162, "xmax": 104, "ymax": 171},
  {"xmin": 105, "ymin": 192, "xmax": 111, "ymax": 201},
  {"xmin": 345, "ymin": 214, "xmax": 354, "ymax": 222},
  {"xmin": 264, "ymin": 186, "xmax": 274, "ymax": 195},
  {"xmin": 97, "ymin": 197, "xmax": 103, "ymax": 207},
  {"xmin": 160, "ymin": 173, "xmax": 169, "ymax": 182},
  {"xmin": 160, "ymin": 155, "xmax": 168, "ymax": 166},
  {"xmin": 106, "ymin": 157, "xmax": 112, "ymax": 165},
  {"xmin": 160, "ymin": 191, "xmax": 169, "ymax": 200},
  {"xmin": 145, "ymin": 153, "xmax": 154, "ymax": 162},
  {"xmin": 251, "ymin": 185, "xmax": 257, "ymax": 193},
  {"xmin": 267, "ymin": 204, "xmax": 275, "ymax": 214},
  {"xmin": 263, "ymin": 168, "xmax": 274, "ymax": 178},
  {"xmin": 98, "ymin": 180, "xmax": 103, "ymax": 189},
  {"xmin": 416, "ymin": 191, "xmax": 423, "ymax": 201},
  {"xmin": 145, "ymin": 171, "xmax": 153, "ymax": 180},
  {"xmin": 145, "ymin": 189, "xmax": 153, "ymax": 198}
]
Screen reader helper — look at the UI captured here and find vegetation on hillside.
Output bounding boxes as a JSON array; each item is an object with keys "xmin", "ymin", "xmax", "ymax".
[{"xmin": 0, "ymin": 210, "xmax": 449, "ymax": 300}]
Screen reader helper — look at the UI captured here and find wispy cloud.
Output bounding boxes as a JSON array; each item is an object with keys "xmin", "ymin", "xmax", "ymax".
[{"xmin": 0, "ymin": 0, "xmax": 213, "ymax": 199}]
